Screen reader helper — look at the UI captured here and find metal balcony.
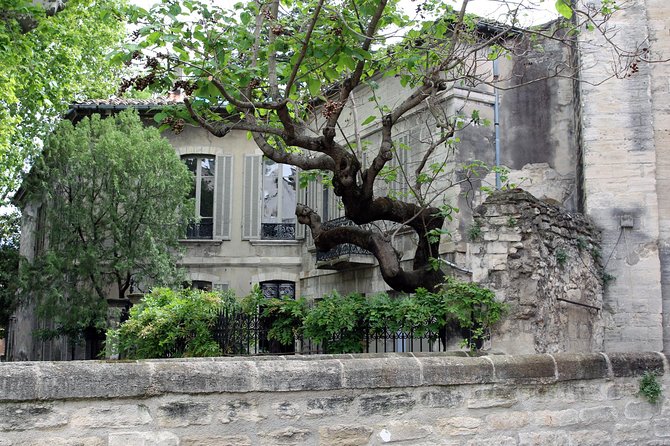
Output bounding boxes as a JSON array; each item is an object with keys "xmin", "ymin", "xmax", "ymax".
[{"xmin": 315, "ymin": 217, "xmax": 374, "ymax": 270}]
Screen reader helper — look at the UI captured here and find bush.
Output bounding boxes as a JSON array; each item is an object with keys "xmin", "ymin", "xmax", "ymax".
[{"xmin": 112, "ymin": 287, "xmax": 237, "ymax": 359}]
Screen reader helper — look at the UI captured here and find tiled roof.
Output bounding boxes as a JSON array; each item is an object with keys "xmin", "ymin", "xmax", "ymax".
[{"xmin": 73, "ymin": 97, "xmax": 183, "ymax": 107}]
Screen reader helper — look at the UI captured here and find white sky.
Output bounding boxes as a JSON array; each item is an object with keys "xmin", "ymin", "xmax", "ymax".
[{"xmin": 131, "ymin": 0, "xmax": 559, "ymax": 26}]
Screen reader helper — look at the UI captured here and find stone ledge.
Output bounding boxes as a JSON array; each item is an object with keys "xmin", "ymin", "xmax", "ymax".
[{"xmin": 0, "ymin": 352, "xmax": 666, "ymax": 402}]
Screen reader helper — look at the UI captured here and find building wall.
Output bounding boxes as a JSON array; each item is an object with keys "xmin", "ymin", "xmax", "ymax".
[
  {"xmin": 0, "ymin": 352, "xmax": 667, "ymax": 444},
  {"xmin": 163, "ymin": 126, "xmax": 305, "ymax": 297},
  {"xmin": 578, "ymin": 0, "xmax": 667, "ymax": 352}
]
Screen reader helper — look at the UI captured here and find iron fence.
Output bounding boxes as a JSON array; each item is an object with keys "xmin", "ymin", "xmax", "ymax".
[{"xmin": 211, "ymin": 308, "xmax": 447, "ymax": 355}]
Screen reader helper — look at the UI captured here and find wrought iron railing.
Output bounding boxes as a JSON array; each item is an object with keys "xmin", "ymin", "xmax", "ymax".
[
  {"xmin": 211, "ymin": 308, "xmax": 446, "ymax": 355},
  {"xmin": 186, "ymin": 220, "xmax": 213, "ymax": 239},
  {"xmin": 315, "ymin": 217, "xmax": 372, "ymax": 262},
  {"xmin": 261, "ymin": 223, "xmax": 296, "ymax": 240}
]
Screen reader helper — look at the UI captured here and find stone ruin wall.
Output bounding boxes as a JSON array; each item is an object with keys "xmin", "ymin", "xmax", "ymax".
[{"xmin": 468, "ymin": 189, "xmax": 605, "ymax": 355}]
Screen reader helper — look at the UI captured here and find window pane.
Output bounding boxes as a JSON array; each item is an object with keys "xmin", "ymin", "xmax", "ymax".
[
  {"xmin": 184, "ymin": 156, "xmax": 197, "ymax": 173},
  {"xmin": 281, "ymin": 164, "xmax": 297, "ymax": 223},
  {"xmin": 200, "ymin": 177, "xmax": 214, "ymax": 217},
  {"xmin": 201, "ymin": 157, "xmax": 215, "ymax": 177},
  {"xmin": 262, "ymin": 159, "xmax": 279, "ymax": 223}
]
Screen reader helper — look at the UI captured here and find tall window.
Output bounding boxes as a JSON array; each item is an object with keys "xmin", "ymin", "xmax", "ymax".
[
  {"xmin": 261, "ymin": 159, "xmax": 297, "ymax": 240},
  {"xmin": 183, "ymin": 155, "xmax": 215, "ymax": 239}
]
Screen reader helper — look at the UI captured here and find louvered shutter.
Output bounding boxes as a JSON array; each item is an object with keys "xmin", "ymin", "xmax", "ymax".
[
  {"xmin": 214, "ymin": 155, "xmax": 233, "ymax": 240},
  {"xmin": 296, "ymin": 175, "xmax": 307, "ymax": 239},
  {"xmin": 243, "ymin": 155, "xmax": 262, "ymax": 239}
]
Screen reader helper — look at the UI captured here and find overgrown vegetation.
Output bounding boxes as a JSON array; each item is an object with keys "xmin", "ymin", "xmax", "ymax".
[
  {"xmin": 113, "ymin": 288, "xmax": 232, "ymax": 359},
  {"xmin": 113, "ymin": 279, "xmax": 505, "ymax": 358},
  {"xmin": 639, "ymin": 371, "xmax": 662, "ymax": 404}
]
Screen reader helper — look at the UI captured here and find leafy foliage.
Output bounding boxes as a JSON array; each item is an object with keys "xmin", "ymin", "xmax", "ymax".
[
  {"xmin": 0, "ymin": 0, "xmax": 126, "ymax": 203},
  {"xmin": 113, "ymin": 288, "xmax": 232, "ymax": 359},
  {"xmin": 639, "ymin": 371, "xmax": 663, "ymax": 404},
  {"xmin": 0, "ymin": 211, "xmax": 21, "ymax": 332},
  {"xmin": 298, "ymin": 279, "xmax": 504, "ymax": 353},
  {"xmin": 20, "ymin": 110, "xmax": 194, "ymax": 339}
]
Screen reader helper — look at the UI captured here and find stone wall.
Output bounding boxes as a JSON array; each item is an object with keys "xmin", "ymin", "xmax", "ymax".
[
  {"xmin": 1, "ymin": 352, "xmax": 668, "ymax": 445},
  {"xmin": 578, "ymin": 0, "xmax": 666, "ymax": 352},
  {"xmin": 469, "ymin": 189, "xmax": 604, "ymax": 354}
]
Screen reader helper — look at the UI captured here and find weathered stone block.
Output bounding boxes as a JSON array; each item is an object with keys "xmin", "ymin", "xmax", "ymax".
[
  {"xmin": 420, "ymin": 389, "xmax": 464, "ymax": 408},
  {"xmin": 436, "ymin": 416, "xmax": 483, "ymax": 436},
  {"xmin": 36, "ymin": 362, "xmax": 151, "ymax": 400},
  {"xmin": 420, "ymin": 356, "xmax": 494, "ymax": 385},
  {"xmin": 518, "ymin": 431, "xmax": 568, "ymax": 446},
  {"xmin": 653, "ymin": 418, "xmax": 670, "ymax": 437},
  {"xmin": 0, "ymin": 364, "xmax": 39, "ymax": 401},
  {"xmin": 467, "ymin": 387, "xmax": 517, "ymax": 409},
  {"xmin": 181, "ymin": 436, "xmax": 252, "ymax": 446},
  {"xmin": 0, "ymin": 403, "xmax": 67, "ymax": 431},
  {"xmin": 259, "ymin": 426, "xmax": 311, "ymax": 445},
  {"xmin": 624, "ymin": 401, "xmax": 661, "ymax": 420},
  {"xmin": 613, "ymin": 421, "xmax": 653, "ymax": 444},
  {"xmin": 71, "ymin": 404, "xmax": 152, "ymax": 428},
  {"xmin": 19, "ymin": 437, "xmax": 104, "ymax": 446},
  {"xmin": 341, "ymin": 357, "xmax": 420, "ymax": 389},
  {"xmin": 553, "ymin": 353, "xmax": 609, "ymax": 381},
  {"xmin": 273, "ymin": 401, "xmax": 301, "ymax": 420},
  {"xmin": 465, "ymin": 436, "xmax": 516, "ymax": 446},
  {"xmin": 107, "ymin": 432, "xmax": 179, "ymax": 446},
  {"xmin": 219, "ymin": 399, "xmax": 264, "ymax": 424},
  {"xmin": 568, "ymin": 430, "xmax": 611, "ymax": 446},
  {"xmin": 156, "ymin": 400, "xmax": 212, "ymax": 427},
  {"xmin": 489, "ymin": 354, "xmax": 556, "ymax": 381},
  {"xmin": 151, "ymin": 360, "xmax": 257, "ymax": 394},
  {"xmin": 373, "ymin": 421, "xmax": 431, "ymax": 444},
  {"xmin": 579, "ymin": 405, "xmax": 617, "ymax": 424},
  {"xmin": 256, "ymin": 359, "xmax": 342, "ymax": 391},
  {"xmin": 533, "ymin": 409, "xmax": 579, "ymax": 427},
  {"xmin": 608, "ymin": 352, "xmax": 665, "ymax": 377},
  {"xmin": 306, "ymin": 395, "xmax": 355, "ymax": 417},
  {"xmin": 358, "ymin": 392, "xmax": 416, "ymax": 416},
  {"xmin": 486, "ymin": 411, "xmax": 529, "ymax": 429},
  {"xmin": 319, "ymin": 425, "xmax": 372, "ymax": 446}
]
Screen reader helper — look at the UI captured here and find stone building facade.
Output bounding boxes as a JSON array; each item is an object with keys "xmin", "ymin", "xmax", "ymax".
[{"xmin": 6, "ymin": 0, "xmax": 669, "ymax": 360}]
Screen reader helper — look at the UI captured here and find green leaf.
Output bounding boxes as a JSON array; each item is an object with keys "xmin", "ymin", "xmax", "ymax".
[
  {"xmin": 555, "ymin": 0, "xmax": 573, "ymax": 19},
  {"xmin": 307, "ymin": 77, "xmax": 321, "ymax": 97},
  {"xmin": 361, "ymin": 115, "xmax": 376, "ymax": 126},
  {"xmin": 240, "ymin": 11, "xmax": 251, "ymax": 25}
]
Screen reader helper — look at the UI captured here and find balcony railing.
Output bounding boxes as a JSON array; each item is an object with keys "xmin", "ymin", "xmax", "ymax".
[
  {"xmin": 315, "ymin": 217, "xmax": 372, "ymax": 264},
  {"xmin": 186, "ymin": 220, "xmax": 213, "ymax": 239},
  {"xmin": 261, "ymin": 222, "xmax": 295, "ymax": 240}
]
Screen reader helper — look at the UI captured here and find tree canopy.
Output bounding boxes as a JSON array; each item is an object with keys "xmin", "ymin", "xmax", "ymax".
[
  {"xmin": 21, "ymin": 109, "xmax": 194, "ymax": 339},
  {"xmin": 121, "ymin": 0, "xmax": 650, "ymax": 293},
  {"xmin": 0, "ymin": 211, "xmax": 20, "ymax": 333},
  {"xmin": 0, "ymin": 0, "xmax": 126, "ymax": 202}
]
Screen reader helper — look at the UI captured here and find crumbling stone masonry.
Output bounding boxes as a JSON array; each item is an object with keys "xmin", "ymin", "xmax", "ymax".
[{"xmin": 469, "ymin": 189, "xmax": 605, "ymax": 354}]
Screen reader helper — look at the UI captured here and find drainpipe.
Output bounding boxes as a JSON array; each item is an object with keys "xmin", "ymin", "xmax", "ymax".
[{"xmin": 493, "ymin": 58, "xmax": 501, "ymax": 190}]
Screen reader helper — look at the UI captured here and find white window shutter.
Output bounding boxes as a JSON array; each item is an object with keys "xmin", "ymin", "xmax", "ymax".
[
  {"xmin": 296, "ymin": 178, "xmax": 307, "ymax": 240},
  {"xmin": 214, "ymin": 155, "xmax": 233, "ymax": 240},
  {"xmin": 243, "ymin": 154, "xmax": 262, "ymax": 239}
]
